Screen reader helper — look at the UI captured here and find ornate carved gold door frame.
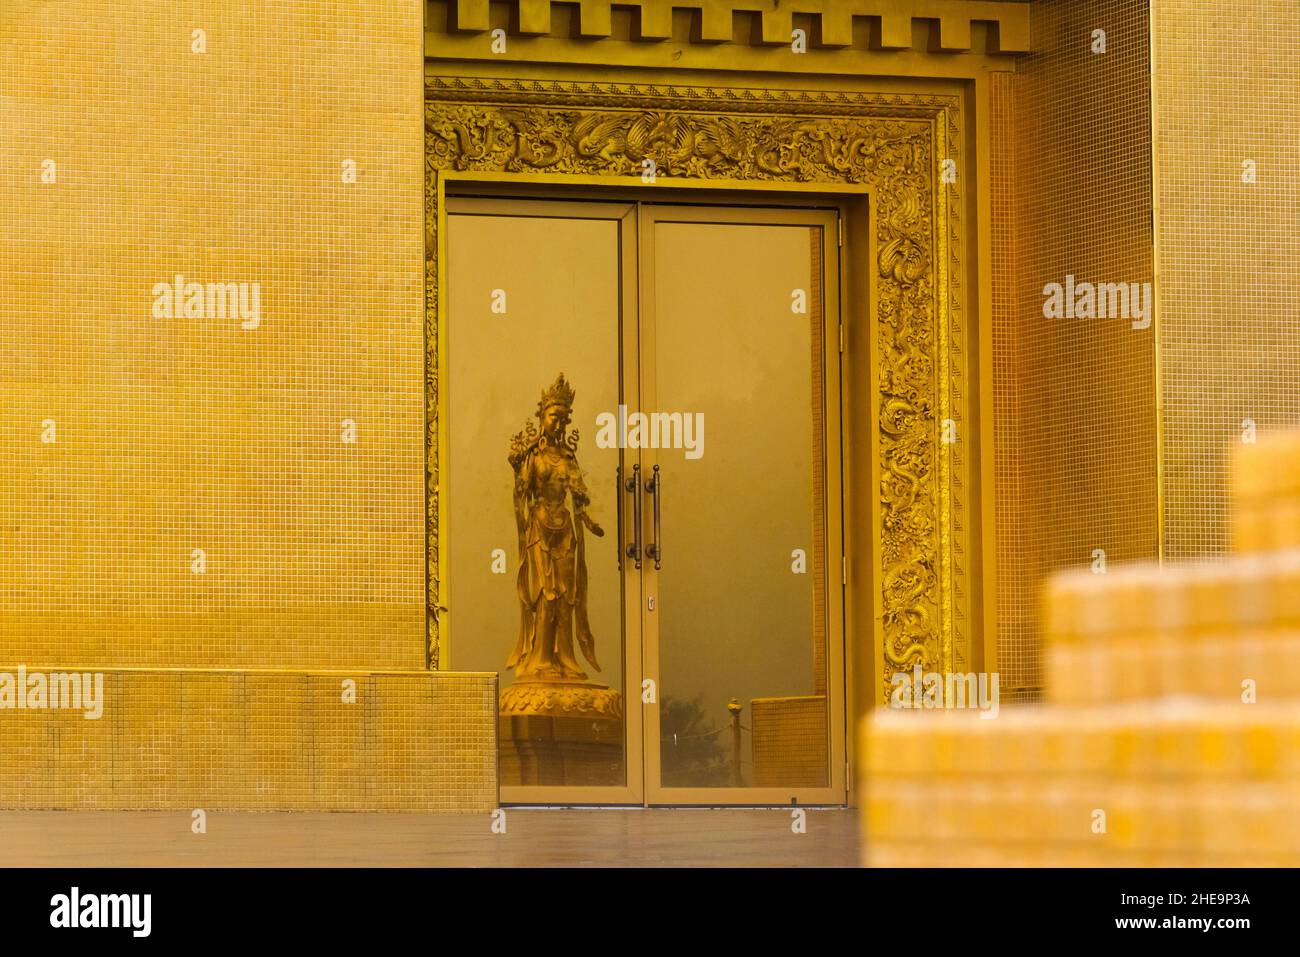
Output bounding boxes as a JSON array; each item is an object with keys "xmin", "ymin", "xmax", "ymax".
[{"xmin": 425, "ymin": 76, "xmax": 972, "ymax": 798}]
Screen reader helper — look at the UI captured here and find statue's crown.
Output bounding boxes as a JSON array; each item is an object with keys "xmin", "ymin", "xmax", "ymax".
[{"xmin": 537, "ymin": 373, "xmax": 576, "ymax": 414}]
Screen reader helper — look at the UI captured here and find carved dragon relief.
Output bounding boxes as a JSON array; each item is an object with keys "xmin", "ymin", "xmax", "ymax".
[{"xmin": 424, "ymin": 77, "xmax": 966, "ymax": 700}]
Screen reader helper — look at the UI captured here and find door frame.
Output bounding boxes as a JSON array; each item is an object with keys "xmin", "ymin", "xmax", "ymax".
[{"xmin": 436, "ymin": 180, "xmax": 863, "ymax": 806}]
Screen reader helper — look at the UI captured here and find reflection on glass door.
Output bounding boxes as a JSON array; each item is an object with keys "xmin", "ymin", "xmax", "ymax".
[
  {"xmin": 445, "ymin": 197, "xmax": 845, "ymax": 805},
  {"xmin": 445, "ymin": 199, "xmax": 641, "ymax": 804},
  {"xmin": 639, "ymin": 206, "xmax": 846, "ymax": 804}
]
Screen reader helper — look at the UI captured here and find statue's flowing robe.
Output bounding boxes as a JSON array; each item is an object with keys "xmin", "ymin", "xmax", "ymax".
[{"xmin": 507, "ymin": 440, "xmax": 599, "ymax": 678}]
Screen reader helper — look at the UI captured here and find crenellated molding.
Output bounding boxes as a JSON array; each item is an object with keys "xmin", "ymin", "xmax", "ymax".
[{"xmin": 431, "ymin": 0, "xmax": 1030, "ymax": 55}]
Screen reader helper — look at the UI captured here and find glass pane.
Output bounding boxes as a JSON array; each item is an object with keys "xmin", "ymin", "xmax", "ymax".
[
  {"xmin": 653, "ymin": 220, "xmax": 829, "ymax": 790},
  {"xmin": 447, "ymin": 211, "xmax": 626, "ymax": 788}
]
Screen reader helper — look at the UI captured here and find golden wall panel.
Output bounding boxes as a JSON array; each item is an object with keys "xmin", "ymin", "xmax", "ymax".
[
  {"xmin": 0, "ymin": 709, "xmax": 47, "ymax": 809},
  {"xmin": 751, "ymin": 695, "xmax": 829, "ymax": 788},
  {"xmin": 989, "ymin": 71, "xmax": 1032, "ymax": 698},
  {"xmin": 1151, "ymin": 0, "xmax": 1300, "ymax": 560},
  {"xmin": 0, "ymin": 669, "xmax": 497, "ymax": 811},
  {"xmin": 991, "ymin": 0, "xmax": 1159, "ymax": 700},
  {"xmin": 0, "ymin": 2, "xmax": 427, "ymax": 669}
]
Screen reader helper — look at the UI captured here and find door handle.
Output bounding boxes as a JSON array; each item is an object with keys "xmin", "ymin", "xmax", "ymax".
[
  {"xmin": 625, "ymin": 463, "xmax": 643, "ymax": 569},
  {"xmin": 616, "ymin": 465, "xmax": 624, "ymax": 571},
  {"xmin": 645, "ymin": 465, "xmax": 661, "ymax": 570}
]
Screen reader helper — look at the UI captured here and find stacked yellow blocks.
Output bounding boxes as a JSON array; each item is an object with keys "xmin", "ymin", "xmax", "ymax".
[
  {"xmin": 1045, "ymin": 554, "xmax": 1300, "ymax": 705},
  {"xmin": 864, "ymin": 703, "xmax": 1300, "ymax": 866},
  {"xmin": 863, "ymin": 432, "xmax": 1300, "ymax": 866},
  {"xmin": 1233, "ymin": 431, "xmax": 1300, "ymax": 554}
]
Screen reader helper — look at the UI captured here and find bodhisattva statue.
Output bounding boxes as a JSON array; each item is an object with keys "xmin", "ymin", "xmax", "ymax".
[{"xmin": 500, "ymin": 373, "xmax": 622, "ymax": 719}]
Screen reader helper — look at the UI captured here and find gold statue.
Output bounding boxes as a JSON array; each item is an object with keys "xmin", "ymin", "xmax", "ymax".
[{"xmin": 506, "ymin": 373, "xmax": 604, "ymax": 682}]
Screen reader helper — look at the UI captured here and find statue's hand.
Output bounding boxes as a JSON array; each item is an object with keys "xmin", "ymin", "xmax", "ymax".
[{"xmin": 577, "ymin": 511, "xmax": 604, "ymax": 537}]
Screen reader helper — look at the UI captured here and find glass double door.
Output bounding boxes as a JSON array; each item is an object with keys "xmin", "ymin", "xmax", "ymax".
[{"xmin": 446, "ymin": 197, "xmax": 845, "ymax": 805}]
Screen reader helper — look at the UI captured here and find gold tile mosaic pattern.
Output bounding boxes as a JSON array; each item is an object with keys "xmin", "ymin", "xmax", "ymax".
[
  {"xmin": 990, "ymin": 0, "xmax": 1159, "ymax": 701},
  {"xmin": 0, "ymin": 669, "xmax": 498, "ymax": 811},
  {"xmin": 864, "ymin": 432, "xmax": 1300, "ymax": 866},
  {"xmin": 988, "ymin": 70, "xmax": 1034, "ymax": 699},
  {"xmin": 0, "ymin": 2, "xmax": 427, "ymax": 669},
  {"xmin": 751, "ymin": 695, "xmax": 829, "ymax": 788},
  {"xmin": 1152, "ymin": 0, "xmax": 1300, "ymax": 560}
]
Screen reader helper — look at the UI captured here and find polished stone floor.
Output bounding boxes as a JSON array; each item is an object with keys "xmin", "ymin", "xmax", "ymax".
[{"xmin": 0, "ymin": 808, "xmax": 860, "ymax": 867}]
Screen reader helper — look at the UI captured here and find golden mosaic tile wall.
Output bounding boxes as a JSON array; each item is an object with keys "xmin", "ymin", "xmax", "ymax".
[
  {"xmin": 751, "ymin": 695, "xmax": 829, "ymax": 788},
  {"xmin": 989, "ymin": 70, "xmax": 1031, "ymax": 697},
  {"xmin": 990, "ymin": 0, "xmax": 1159, "ymax": 700},
  {"xmin": 1151, "ymin": 0, "xmax": 1300, "ymax": 560},
  {"xmin": 0, "ymin": 2, "xmax": 427, "ymax": 669},
  {"xmin": 0, "ymin": 669, "xmax": 497, "ymax": 811}
]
